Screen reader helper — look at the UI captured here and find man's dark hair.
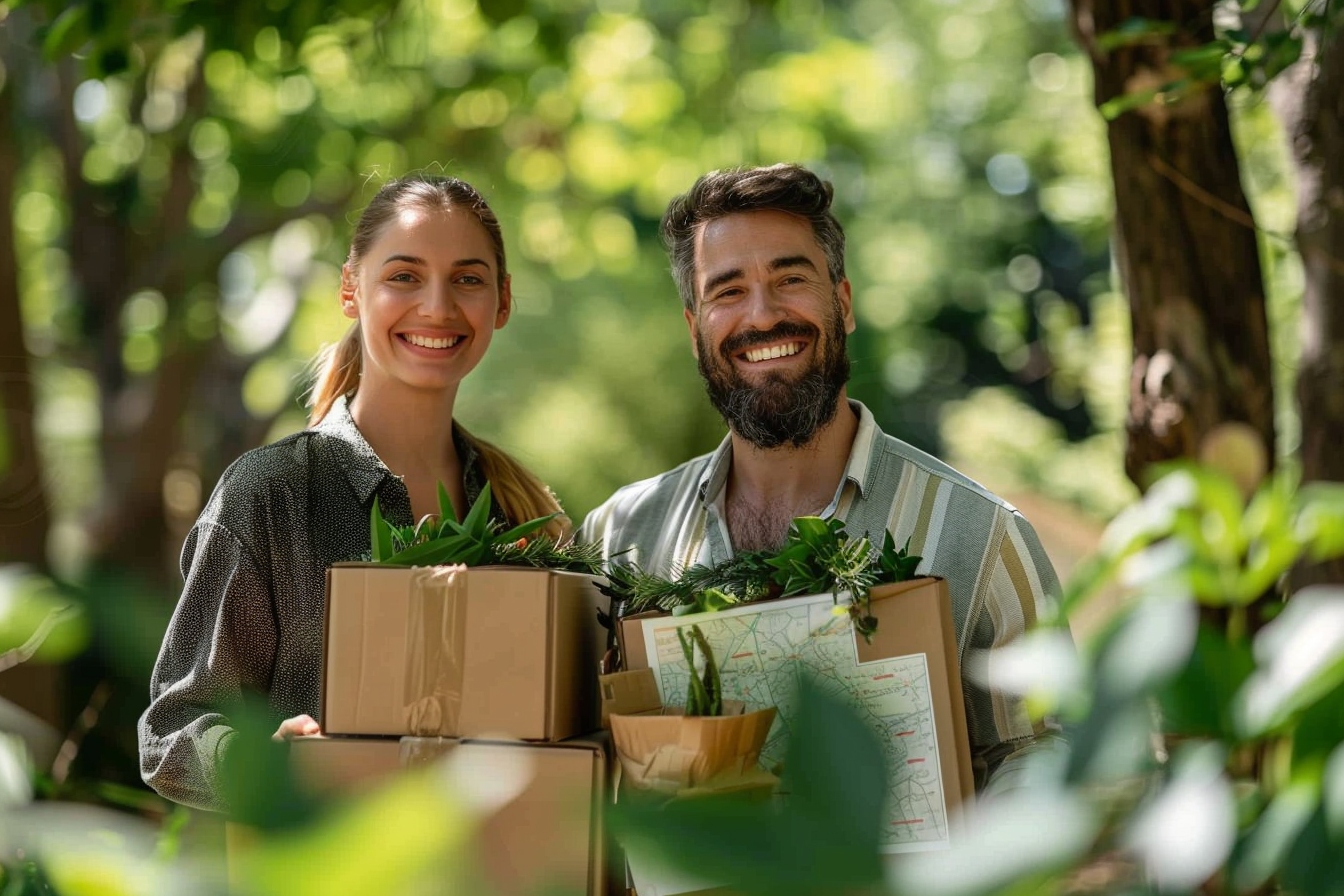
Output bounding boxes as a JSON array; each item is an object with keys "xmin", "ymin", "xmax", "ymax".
[{"xmin": 660, "ymin": 163, "xmax": 847, "ymax": 312}]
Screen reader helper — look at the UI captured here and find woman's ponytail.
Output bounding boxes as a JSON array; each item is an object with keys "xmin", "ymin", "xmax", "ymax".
[
  {"xmin": 458, "ymin": 427, "xmax": 569, "ymax": 542},
  {"xmin": 307, "ymin": 323, "xmax": 362, "ymax": 426}
]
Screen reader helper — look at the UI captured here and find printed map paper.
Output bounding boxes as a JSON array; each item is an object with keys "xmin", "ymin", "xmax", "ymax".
[{"xmin": 640, "ymin": 591, "xmax": 951, "ymax": 852}]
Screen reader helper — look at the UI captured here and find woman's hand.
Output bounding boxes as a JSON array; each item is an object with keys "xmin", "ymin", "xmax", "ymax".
[{"xmin": 272, "ymin": 714, "xmax": 321, "ymax": 741}]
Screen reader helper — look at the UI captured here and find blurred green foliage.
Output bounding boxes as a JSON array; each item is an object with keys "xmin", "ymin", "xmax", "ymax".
[
  {"xmin": 3, "ymin": 0, "xmax": 1164, "ymax": 571},
  {"xmin": 615, "ymin": 460, "xmax": 1344, "ymax": 896},
  {"xmin": 0, "ymin": 0, "xmax": 1325, "ymax": 893}
]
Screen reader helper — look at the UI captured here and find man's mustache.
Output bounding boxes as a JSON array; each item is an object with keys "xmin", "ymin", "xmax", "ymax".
[{"xmin": 719, "ymin": 321, "xmax": 819, "ymax": 358}]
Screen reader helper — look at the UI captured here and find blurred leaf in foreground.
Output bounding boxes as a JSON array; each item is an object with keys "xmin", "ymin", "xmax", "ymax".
[{"xmin": 612, "ymin": 674, "xmax": 887, "ymax": 896}]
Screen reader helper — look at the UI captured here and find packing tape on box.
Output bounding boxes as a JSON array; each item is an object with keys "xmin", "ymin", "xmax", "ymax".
[{"xmin": 403, "ymin": 565, "xmax": 469, "ymax": 736}]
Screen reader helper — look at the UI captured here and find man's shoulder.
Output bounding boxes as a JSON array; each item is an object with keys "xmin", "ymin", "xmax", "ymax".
[
  {"xmin": 869, "ymin": 425, "xmax": 1020, "ymax": 516},
  {"xmin": 580, "ymin": 453, "xmax": 713, "ymax": 544}
]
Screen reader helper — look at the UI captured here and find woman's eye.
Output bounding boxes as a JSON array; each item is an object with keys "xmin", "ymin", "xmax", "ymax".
[
  {"xmin": 389, "ymin": 271, "xmax": 416, "ymax": 283},
  {"xmin": 457, "ymin": 274, "xmax": 484, "ymax": 285}
]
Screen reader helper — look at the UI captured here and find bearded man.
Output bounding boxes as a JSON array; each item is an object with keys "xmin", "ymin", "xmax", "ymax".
[{"xmin": 580, "ymin": 163, "xmax": 1063, "ymax": 793}]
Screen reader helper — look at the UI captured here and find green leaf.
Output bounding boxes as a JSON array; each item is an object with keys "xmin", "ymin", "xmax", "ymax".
[
  {"xmin": 1171, "ymin": 41, "xmax": 1230, "ymax": 78},
  {"xmin": 219, "ymin": 698, "xmax": 325, "ymax": 833},
  {"xmin": 1157, "ymin": 623, "xmax": 1255, "ymax": 739},
  {"xmin": 1279, "ymin": 797, "xmax": 1344, "ymax": 896},
  {"xmin": 436, "ymin": 481, "xmax": 457, "ymax": 525},
  {"xmin": 460, "ymin": 482, "xmax": 494, "ymax": 540},
  {"xmin": 1236, "ymin": 531, "xmax": 1301, "ymax": 604},
  {"xmin": 678, "ymin": 626, "xmax": 711, "ymax": 716},
  {"xmin": 410, "ymin": 514, "xmax": 437, "ymax": 545},
  {"xmin": 385, "ymin": 533, "xmax": 473, "ymax": 566},
  {"xmin": 41, "ymin": 5, "xmax": 90, "ymax": 61},
  {"xmin": 1096, "ymin": 17, "xmax": 1178, "ymax": 52},
  {"xmin": 877, "ymin": 531, "xmax": 922, "ymax": 583},
  {"xmin": 370, "ymin": 499, "xmax": 394, "ymax": 562},
  {"xmin": 1262, "ymin": 33, "xmax": 1304, "ymax": 79},
  {"xmin": 1296, "ymin": 482, "xmax": 1344, "ymax": 561},
  {"xmin": 779, "ymin": 675, "xmax": 887, "ymax": 859},
  {"xmin": 788, "ymin": 516, "xmax": 831, "ymax": 545},
  {"xmin": 610, "ymin": 676, "xmax": 886, "ymax": 894},
  {"xmin": 1229, "ymin": 779, "xmax": 1319, "ymax": 894},
  {"xmin": 1292, "ymin": 678, "xmax": 1344, "ymax": 768},
  {"xmin": 493, "ymin": 513, "xmax": 560, "ymax": 546},
  {"xmin": 696, "ymin": 588, "xmax": 739, "ymax": 613},
  {"xmin": 1236, "ymin": 591, "xmax": 1344, "ymax": 737}
]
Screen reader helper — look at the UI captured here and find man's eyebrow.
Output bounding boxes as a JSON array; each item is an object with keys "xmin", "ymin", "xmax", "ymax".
[
  {"xmin": 702, "ymin": 266, "xmax": 745, "ymax": 296},
  {"xmin": 701, "ymin": 254, "xmax": 821, "ymax": 296},
  {"xmin": 768, "ymin": 255, "xmax": 819, "ymax": 273}
]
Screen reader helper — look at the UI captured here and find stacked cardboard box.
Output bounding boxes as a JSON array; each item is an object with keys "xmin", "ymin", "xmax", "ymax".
[
  {"xmin": 286, "ymin": 733, "xmax": 613, "ymax": 895},
  {"xmin": 294, "ymin": 563, "xmax": 618, "ymax": 895}
]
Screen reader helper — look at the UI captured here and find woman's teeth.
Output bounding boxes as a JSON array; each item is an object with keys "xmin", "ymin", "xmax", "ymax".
[
  {"xmin": 404, "ymin": 334, "xmax": 462, "ymax": 349},
  {"xmin": 744, "ymin": 342, "xmax": 803, "ymax": 363}
]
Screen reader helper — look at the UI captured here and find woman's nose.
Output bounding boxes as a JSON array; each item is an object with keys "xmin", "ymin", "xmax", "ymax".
[{"xmin": 421, "ymin": 280, "xmax": 461, "ymax": 320}]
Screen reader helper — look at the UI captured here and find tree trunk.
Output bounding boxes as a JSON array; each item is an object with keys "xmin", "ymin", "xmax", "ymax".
[
  {"xmin": 1280, "ymin": 23, "xmax": 1344, "ymax": 587},
  {"xmin": 0, "ymin": 38, "xmax": 51, "ymax": 569},
  {"xmin": 1070, "ymin": 0, "xmax": 1276, "ymax": 489}
]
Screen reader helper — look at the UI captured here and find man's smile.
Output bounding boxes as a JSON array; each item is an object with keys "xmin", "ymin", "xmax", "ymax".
[{"xmin": 740, "ymin": 340, "xmax": 807, "ymax": 363}]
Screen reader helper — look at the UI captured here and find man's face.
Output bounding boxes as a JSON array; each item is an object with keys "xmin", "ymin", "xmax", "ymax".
[{"xmin": 685, "ymin": 210, "xmax": 856, "ymax": 449}]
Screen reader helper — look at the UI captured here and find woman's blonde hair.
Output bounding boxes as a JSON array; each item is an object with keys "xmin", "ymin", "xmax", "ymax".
[{"xmin": 307, "ymin": 174, "xmax": 566, "ymax": 538}]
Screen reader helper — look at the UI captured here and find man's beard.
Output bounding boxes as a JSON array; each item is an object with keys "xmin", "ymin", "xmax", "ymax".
[{"xmin": 696, "ymin": 299, "xmax": 850, "ymax": 450}]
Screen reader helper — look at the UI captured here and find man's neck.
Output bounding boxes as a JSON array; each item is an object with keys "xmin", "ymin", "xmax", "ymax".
[{"xmin": 724, "ymin": 393, "xmax": 859, "ymax": 551}]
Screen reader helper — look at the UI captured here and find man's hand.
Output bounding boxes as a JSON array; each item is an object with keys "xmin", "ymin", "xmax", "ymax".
[{"xmin": 272, "ymin": 714, "xmax": 321, "ymax": 741}]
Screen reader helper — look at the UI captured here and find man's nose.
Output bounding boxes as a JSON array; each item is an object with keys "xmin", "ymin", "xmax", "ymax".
[{"xmin": 740, "ymin": 283, "xmax": 790, "ymax": 328}]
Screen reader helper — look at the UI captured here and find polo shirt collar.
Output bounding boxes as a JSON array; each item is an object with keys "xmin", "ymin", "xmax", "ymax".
[{"xmin": 696, "ymin": 399, "xmax": 879, "ymax": 508}]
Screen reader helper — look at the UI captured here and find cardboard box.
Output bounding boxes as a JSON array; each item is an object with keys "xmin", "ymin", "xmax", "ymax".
[
  {"xmin": 322, "ymin": 564, "xmax": 608, "ymax": 740},
  {"xmin": 617, "ymin": 577, "xmax": 975, "ymax": 854},
  {"xmin": 286, "ymin": 734, "xmax": 615, "ymax": 896}
]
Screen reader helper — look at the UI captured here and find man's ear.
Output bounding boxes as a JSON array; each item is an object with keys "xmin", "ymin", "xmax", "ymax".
[
  {"xmin": 495, "ymin": 275, "xmax": 513, "ymax": 329},
  {"xmin": 837, "ymin": 278, "xmax": 856, "ymax": 335},
  {"xmin": 684, "ymin": 306, "xmax": 700, "ymax": 359},
  {"xmin": 339, "ymin": 264, "xmax": 360, "ymax": 320}
]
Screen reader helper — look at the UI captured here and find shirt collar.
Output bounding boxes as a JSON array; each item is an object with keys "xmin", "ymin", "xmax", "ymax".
[
  {"xmin": 315, "ymin": 394, "xmax": 390, "ymax": 504},
  {"xmin": 313, "ymin": 393, "xmax": 489, "ymax": 510},
  {"xmin": 696, "ymin": 398, "xmax": 879, "ymax": 508}
]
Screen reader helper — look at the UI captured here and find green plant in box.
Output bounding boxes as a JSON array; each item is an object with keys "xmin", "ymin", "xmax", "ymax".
[
  {"xmin": 678, "ymin": 624, "xmax": 724, "ymax": 717},
  {"xmin": 368, "ymin": 482, "xmax": 602, "ymax": 572},
  {"xmin": 603, "ymin": 516, "xmax": 922, "ymax": 638}
]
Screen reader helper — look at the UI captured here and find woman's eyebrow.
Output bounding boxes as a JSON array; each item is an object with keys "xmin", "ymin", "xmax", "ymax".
[{"xmin": 382, "ymin": 255, "xmax": 492, "ymax": 268}]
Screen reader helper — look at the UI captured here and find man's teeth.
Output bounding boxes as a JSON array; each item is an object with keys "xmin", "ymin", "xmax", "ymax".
[
  {"xmin": 405, "ymin": 334, "xmax": 463, "ymax": 349},
  {"xmin": 744, "ymin": 342, "xmax": 803, "ymax": 363}
]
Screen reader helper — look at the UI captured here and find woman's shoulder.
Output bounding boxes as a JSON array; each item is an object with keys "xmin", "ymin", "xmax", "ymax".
[
  {"xmin": 197, "ymin": 429, "xmax": 330, "ymax": 526},
  {"xmin": 219, "ymin": 429, "xmax": 319, "ymax": 487}
]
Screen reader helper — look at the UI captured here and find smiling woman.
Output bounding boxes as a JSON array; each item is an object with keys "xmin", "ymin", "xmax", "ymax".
[{"xmin": 137, "ymin": 173, "xmax": 567, "ymax": 812}]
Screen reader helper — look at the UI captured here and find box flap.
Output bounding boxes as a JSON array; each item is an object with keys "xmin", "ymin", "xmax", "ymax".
[{"xmin": 599, "ymin": 669, "xmax": 663, "ymax": 725}]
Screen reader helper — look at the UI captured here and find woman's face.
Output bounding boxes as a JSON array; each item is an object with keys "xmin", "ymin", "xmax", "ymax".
[{"xmin": 341, "ymin": 204, "xmax": 511, "ymax": 398}]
